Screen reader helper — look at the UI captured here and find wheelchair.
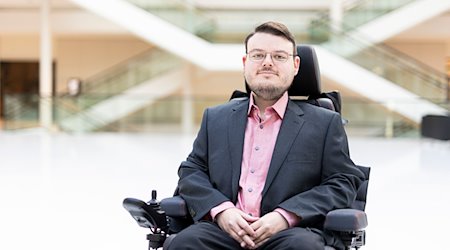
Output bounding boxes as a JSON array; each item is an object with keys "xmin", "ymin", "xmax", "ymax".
[{"xmin": 123, "ymin": 45, "xmax": 370, "ymax": 250}]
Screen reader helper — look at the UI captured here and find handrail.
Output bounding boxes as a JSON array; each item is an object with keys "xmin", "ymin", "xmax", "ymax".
[
  {"xmin": 321, "ymin": 17, "xmax": 448, "ymax": 88},
  {"xmin": 309, "ymin": 0, "xmax": 447, "ymax": 88},
  {"xmin": 80, "ymin": 48, "xmax": 155, "ymax": 93},
  {"xmin": 80, "ymin": 48, "xmax": 178, "ymax": 93},
  {"xmin": 332, "ymin": 25, "xmax": 447, "ymax": 89},
  {"xmin": 321, "ymin": 0, "xmax": 417, "ymax": 31},
  {"xmin": 67, "ymin": 48, "xmax": 181, "ymax": 113},
  {"xmin": 376, "ymin": 43, "xmax": 448, "ymax": 85},
  {"xmin": 2, "ymin": 94, "xmax": 40, "ymax": 130},
  {"xmin": 309, "ymin": 14, "xmax": 448, "ymax": 105},
  {"xmin": 53, "ymin": 96, "xmax": 111, "ymax": 132},
  {"xmin": 1, "ymin": 94, "xmax": 110, "ymax": 131},
  {"xmin": 127, "ymin": 0, "xmax": 215, "ymax": 38}
]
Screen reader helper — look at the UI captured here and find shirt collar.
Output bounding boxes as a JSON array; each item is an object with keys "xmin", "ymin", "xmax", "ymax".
[{"xmin": 248, "ymin": 91, "xmax": 289, "ymax": 119}]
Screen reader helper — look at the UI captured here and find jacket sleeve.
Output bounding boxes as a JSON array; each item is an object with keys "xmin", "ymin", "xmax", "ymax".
[
  {"xmin": 278, "ymin": 113, "xmax": 365, "ymax": 227},
  {"xmin": 176, "ymin": 108, "xmax": 231, "ymax": 221}
]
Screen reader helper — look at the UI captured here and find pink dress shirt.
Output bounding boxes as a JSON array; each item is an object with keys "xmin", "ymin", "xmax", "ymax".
[{"xmin": 210, "ymin": 92, "xmax": 300, "ymax": 227}]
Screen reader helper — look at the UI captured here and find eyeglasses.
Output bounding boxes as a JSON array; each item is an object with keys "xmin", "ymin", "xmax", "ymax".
[{"xmin": 247, "ymin": 50, "xmax": 294, "ymax": 63}]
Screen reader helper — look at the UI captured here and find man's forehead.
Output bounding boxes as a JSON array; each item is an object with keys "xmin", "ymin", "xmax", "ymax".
[{"xmin": 247, "ymin": 32, "xmax": 294, "ymax": 51}]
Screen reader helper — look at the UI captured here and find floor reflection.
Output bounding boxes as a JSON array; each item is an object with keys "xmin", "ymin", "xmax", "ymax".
[{"xmin": 0, "ymin": 130, "xmax": 449, "ymax": 250}]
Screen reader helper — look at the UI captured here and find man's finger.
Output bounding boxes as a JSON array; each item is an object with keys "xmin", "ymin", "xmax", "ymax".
[
  {"xmin": 228, "ymin": 230, "xmax": 243, "ymax": 244},
  {"xmin": 241, "ymin": 213, "xmax": 259, "ymax": 223},
  {"xmin": 252, "ymin": 228, "xmax": 270, "ymax": 245},
  {"xmin": 239, "ymin": 234, "xmax": 255, "ymax": 249},
  {"xmin": 254, "ymin": 238, "xmax": 269, "ymax": 248},
  {"xmin": 237, "ymin": 219, "xmax": 256, "ymax": 237}
]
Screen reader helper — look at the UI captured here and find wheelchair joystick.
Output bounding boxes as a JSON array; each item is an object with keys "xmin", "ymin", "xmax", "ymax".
[
  {"xmin": 148, "ymin": 190, "xmax": 158, "ymax": 206},
  {"xmin": 123, "ymin": 190, "xmax": 169, "ymax": 249}
]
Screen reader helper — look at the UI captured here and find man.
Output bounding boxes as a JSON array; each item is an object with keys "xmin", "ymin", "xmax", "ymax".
[{"xmin": 168, "ymin": 21, "xmax": 364, "ymax": 250}]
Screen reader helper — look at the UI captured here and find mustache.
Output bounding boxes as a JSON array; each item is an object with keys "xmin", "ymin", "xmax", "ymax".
[{"xmin": 257, "ymin": 68, "xmax": 278, "ymax": 75}]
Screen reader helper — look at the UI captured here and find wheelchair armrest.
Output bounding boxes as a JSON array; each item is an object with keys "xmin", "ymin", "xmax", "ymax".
[
  {"xmin": 160, "ymin": 196, "xmax": 188, "ymax": 217},
  {"xmin": 324, "ymin": 209, "xmax": 367, "ymax": 249},
  {"xmin": 324, "ymin": 209, "xmax": 367, "ymax": 232},
  {"xmin": 160, "ymin": 196, "xmax": 193, "ymax": 234}
]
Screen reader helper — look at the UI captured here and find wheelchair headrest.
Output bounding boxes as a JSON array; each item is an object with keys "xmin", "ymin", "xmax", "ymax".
[
  {"xmin": 289, "ymin": 45, "xmax": 321, "ymax": 97},
  {"xmin": 245, "ymin": 45, "xmax": 321, "ymax": 97}
]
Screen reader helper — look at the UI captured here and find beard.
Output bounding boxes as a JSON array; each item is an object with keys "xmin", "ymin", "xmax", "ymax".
[
  {"xmin": 249, "ymin": 82, "xmax": 289, "ymax": 101},
  {"xmin": 246, "ymin": 71, "xmax": 293, "ymax": 101}
]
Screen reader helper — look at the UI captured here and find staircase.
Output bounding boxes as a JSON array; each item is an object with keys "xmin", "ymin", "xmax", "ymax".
[
  {"xmin": 315, "ymin": 46, "xmax": 446, "ymax": 123},
  {"xmin": 309, "ymin": 22, "xmax": 448, "ymax": 108},
  {"xmin": 57, "ymin": 68, "xmax": 186, "ymax": 132},
  {"xmin": 55, "ymin": 48, "xmax": 184, "ymax": 132},
  {"xmin": 69, "ymin": 0, "xmax": 242, "ymax": 71}
]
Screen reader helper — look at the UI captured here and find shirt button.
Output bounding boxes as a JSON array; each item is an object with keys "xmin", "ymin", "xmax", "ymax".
[
  {"xmin": 250, "ymin": 169, "xmax": 255, "ymax": 173},
  {"xmin": 259, "ymin": 124, "xmax": 264, "ymax": 129},
  {"xmin": 248, "ymin": 187, "xmax": 253, "ymax": 192},
  {"xmin": 255, "ymin": 146, "xmax": 260, "ymax": 151}
]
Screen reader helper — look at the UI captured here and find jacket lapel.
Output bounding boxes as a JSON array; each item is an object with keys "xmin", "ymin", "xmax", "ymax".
[
  {"xmin": 228, "ymin": 99, "xmax": 249, "ymax": 202},
  {"xmin": 262, "ymin": 100, "xmax": 305, "ymax": 197}
]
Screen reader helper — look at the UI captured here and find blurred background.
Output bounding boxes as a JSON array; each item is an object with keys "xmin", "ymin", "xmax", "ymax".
[
  {"xmin": 0, "ymin": 0, "xmax": 449, "ymax": 135},
  {"xmin": 0, "ymin": 0, "xmax": 449, "ymax": 250}
]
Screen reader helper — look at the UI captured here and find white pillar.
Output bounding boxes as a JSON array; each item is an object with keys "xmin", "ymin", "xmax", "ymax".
[
  {"xmin": 181, "ymin": 65, "xmax": 194, "ymax": 135},
  {"xmin": 39, "ymin": 0, "xmax": 53, "ymax": 129},
  {"xmin": 330, "ymin": 0, "xmax": 343, "ymax": 34},
  {"xmin": 385, "ymin": 101, "xmax": 394, "ymax": 138}
]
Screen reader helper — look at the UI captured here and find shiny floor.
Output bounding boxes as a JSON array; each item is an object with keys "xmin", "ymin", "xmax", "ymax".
[{"xmin": 1, "ymin": 129, "xmax": 449, "ymax": 250}]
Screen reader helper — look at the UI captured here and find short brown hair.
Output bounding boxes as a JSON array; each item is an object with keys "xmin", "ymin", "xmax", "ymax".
[{"xmin": 244, "ymin": 21, "xmax": 297, "ymax": 55}]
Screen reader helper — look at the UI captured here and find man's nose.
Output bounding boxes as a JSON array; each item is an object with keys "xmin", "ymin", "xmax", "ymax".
[{"xmin": 262, "ymin": 53, "xmax": 274, "ymax": 66}]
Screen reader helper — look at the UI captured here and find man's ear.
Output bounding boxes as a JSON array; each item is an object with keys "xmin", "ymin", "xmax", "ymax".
[{"xmin": 294, "ymin": 55, "xmax": 301, "ymax": 75}]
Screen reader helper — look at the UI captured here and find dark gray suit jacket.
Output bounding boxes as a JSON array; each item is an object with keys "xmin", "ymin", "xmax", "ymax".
[{"xmin": 177, "ymin": 97, "xmax": 364, "ymax": 229}]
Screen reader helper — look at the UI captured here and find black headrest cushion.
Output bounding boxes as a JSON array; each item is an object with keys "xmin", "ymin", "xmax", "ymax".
[{"xmin": 288, "ymin": 45, "xmax": 321, "ymax": 97}]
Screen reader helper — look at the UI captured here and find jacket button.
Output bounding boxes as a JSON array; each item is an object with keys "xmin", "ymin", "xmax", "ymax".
[{"xmin": 189, "ymin": 208, "xmax": 196, "ymax": 217}]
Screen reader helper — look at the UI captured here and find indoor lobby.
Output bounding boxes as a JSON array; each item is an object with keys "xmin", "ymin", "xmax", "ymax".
[{"xmin": 1, "ymin": 1, "xmax": 450, "ymax": 250}]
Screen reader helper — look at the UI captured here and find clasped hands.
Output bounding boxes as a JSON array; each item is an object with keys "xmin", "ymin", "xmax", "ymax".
[{"xmin": 216, "ymin": 208, "xmax": 288, "ymax": 249}]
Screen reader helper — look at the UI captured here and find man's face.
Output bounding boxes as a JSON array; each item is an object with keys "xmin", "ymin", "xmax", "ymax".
[{"xmin": 243, "ymin": 32, "xmax": 300, "ymax": 101}]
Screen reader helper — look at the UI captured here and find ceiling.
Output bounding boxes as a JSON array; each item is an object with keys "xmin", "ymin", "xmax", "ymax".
[
  {"xmin": 0, "ymin": 0, "xmax": 449, "ymax": 42},
  {"xmin": 0, "ymin": 0, "xmax": 74, "ymax": 8}
]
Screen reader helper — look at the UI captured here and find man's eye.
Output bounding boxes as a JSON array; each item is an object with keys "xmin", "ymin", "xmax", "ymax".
[
  {"xmin": 252, "ymin": 53, "xmax": 265, "ymax": 59},
  {"xmin": 273, "ymin": 54, "xmax": 287, "ymax": 60}
]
